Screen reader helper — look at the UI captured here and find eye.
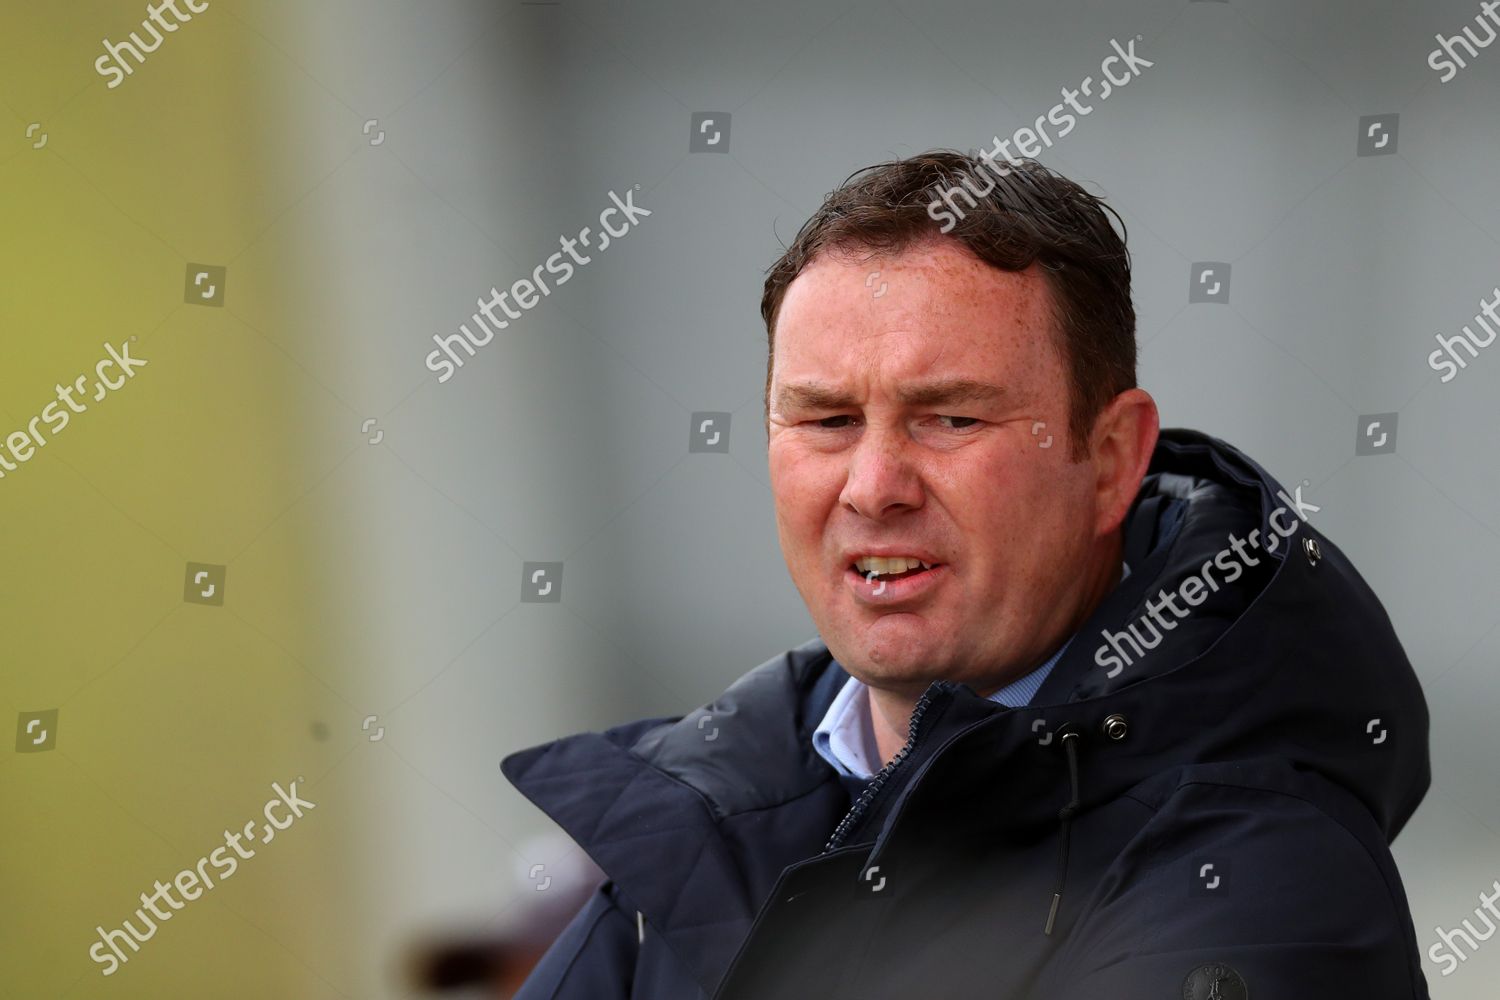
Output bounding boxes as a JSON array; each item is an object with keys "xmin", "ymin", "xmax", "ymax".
[
  {"xmin": 935, "ymin": 415, "xmax": 982, "ymax": 430},
  {"xmin": 814, "ymin": 415, "xmax": 858, "ymax": 429}
]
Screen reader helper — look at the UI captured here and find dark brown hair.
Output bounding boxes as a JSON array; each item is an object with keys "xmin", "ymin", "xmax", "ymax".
[{"xmin": 761, "ymin": 150, "xmax": 1136, "ymax": 461}]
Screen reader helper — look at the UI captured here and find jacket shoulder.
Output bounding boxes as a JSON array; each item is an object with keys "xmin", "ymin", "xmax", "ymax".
[
  {"xmin": 1047, "ymin": 760, "xmax": 1429, "ymax": 997},
  {"xmin": 625, "ymin": 637, "xmax": 842, "ymax": 818}
]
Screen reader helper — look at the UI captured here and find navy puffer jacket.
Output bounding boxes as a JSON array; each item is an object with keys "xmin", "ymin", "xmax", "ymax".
[{"xmin": 501, "ymin": 428, "xmax": 1432, "ymax": 999}]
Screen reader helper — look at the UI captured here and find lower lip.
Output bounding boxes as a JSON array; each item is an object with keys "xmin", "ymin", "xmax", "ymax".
[{"xmin": 844, "ymin": 564, "xmax": 946, "ymax": 604}]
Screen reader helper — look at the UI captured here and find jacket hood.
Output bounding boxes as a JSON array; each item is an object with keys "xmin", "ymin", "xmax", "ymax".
[{"xmin": 500, "ymin": 427, "xmax": 1430, "ymax": 993}]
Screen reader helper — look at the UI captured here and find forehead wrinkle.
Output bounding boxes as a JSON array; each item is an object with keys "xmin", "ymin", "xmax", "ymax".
[{"xmin": 772, "ymin": 375, "xmax": 1010, "ymax": 413}]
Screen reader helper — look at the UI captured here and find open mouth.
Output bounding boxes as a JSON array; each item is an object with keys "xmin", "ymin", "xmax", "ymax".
[
  {"xmin": 845, "ymin": 558, "xmax": 946, "ymax": 592},
  {"xmin": 853, "ymin": 563, "xmax": 933, "ymax": 583}
]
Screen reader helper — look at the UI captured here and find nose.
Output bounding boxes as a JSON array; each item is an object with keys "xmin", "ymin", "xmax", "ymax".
[{"xmin": 839, "ymin": 423, "xmax": 924, "ymax": 519}]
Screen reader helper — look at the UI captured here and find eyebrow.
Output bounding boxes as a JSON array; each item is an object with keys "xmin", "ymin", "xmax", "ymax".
[{"xmin": 773, "ymin": 377, "xmax": 1009, "ymax": 412}]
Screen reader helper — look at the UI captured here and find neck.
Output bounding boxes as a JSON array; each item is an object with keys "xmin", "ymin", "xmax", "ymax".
[
  {"xmin": 867, "ymin": 538, "xmax": 1126, "ymax": 769},
  {"xmin": 868, "ymin": 685, "xmax": 922, "ymax": 768}
]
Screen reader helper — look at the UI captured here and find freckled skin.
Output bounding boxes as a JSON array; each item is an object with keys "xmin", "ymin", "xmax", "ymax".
[{"xmin": 765, "ymin": 238, "xmax": 1159, "ymax": 762}]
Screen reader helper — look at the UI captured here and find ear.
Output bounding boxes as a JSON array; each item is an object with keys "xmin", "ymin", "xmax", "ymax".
[{"xmin": 1086, "ymin": 388, "xmax": 1159, "ymax": 538}]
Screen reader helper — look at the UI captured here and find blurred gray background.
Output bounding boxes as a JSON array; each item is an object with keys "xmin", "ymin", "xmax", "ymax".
[{"xmin": 242, "ymin": 0, "xmax": 1500, "ymax": 995}]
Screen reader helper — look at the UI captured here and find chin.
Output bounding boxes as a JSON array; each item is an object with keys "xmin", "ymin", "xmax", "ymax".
[{"xmin": 837, "ymin": 628, "xmax": 950, "ymax": 682}]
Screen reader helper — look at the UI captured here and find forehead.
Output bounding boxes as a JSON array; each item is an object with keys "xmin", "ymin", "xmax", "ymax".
[{"xmin": 771, "ymin": 238, "xmax": 1062, "ymax": 396}]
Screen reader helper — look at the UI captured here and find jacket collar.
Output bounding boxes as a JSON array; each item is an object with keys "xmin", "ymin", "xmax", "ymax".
[{"xmin": 500, "ymin": 639, "xmax": 850, "ymax": 996}]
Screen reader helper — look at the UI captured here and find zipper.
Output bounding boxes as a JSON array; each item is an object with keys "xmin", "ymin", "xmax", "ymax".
[
  {"xmin": 714, "ymin": 685, "xmax": 949, "ymax": 997},
  {"xmin": 822, "ymin": 684, "xmax": 945, "ymax": 853}
]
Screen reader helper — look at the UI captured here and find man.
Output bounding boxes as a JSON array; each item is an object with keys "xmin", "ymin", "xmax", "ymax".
[{"xmin": 501, "ymin": 151, "xmax": 1431, "ymax": 998}]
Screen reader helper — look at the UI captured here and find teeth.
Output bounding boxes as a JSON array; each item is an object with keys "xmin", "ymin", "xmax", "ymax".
[{"xmin": 853, "ymin": 556, "xmax": 931, "ymax": 575}]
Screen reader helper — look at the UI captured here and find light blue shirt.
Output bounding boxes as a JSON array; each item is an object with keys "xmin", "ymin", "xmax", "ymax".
[{"xmin": 813, "ymin": 561, "xmax": 1130, "ymax": 780}]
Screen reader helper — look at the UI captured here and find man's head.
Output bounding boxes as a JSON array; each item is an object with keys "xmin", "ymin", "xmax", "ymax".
[{"xmin": 762, "ymin": 151, "xmax": 1159, "ymax": 700}]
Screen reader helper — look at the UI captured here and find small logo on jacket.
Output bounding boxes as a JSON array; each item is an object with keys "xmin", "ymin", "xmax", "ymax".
[{"xmin": 1182, "ymin": 962, "xmax": 1247, "ymax": 999}]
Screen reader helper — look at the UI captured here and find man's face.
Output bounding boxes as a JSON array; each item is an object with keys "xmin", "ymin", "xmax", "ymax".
[{"xmin": 766, "ymin": 238, "xmax": 1112, "ymax": 697}]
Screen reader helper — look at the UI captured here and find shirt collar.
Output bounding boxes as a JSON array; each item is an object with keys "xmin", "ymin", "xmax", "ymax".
[{"xmin": 812, "ymin": 560, "xmax": 1131, "ymax": 780}]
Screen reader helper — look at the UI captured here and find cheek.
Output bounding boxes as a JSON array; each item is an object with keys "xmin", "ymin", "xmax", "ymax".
[
  {"xmin": 770, "ymin": 451, "xmax": 837, "ymax": 542},
  {"xmin": 1015, "ymin": 474, "xmax": 1100, "ymax": 570},
  {"xmin": 947, "ymin": 458, "xmax": 1087, "ymax": 563}
]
